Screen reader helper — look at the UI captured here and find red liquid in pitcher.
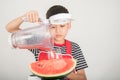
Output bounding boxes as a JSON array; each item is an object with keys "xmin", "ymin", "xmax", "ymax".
[{"xmin": 17, "ymin": 45, "xmax": 52, "ymax": 50}]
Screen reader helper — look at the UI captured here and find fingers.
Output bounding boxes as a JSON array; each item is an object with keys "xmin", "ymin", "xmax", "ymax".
[{"xmin": 24, "ymin": 10, "xmax": 41, "ymax": 23}]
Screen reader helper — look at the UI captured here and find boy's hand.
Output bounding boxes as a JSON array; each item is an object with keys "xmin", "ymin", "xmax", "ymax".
[{"xmin": 22, "ymin": 10, "xmax": 41, "ymax": 23}]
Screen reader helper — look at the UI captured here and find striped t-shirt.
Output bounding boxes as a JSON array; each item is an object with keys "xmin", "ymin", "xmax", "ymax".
[{"xmin": 29, "ymin": 40, "xmax": 88, "ymax": 71}]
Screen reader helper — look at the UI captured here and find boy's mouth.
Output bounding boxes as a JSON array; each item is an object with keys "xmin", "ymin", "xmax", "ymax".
[{"xmin": 56, "ymin": 34, "xmax": 62, "ymax": 37}]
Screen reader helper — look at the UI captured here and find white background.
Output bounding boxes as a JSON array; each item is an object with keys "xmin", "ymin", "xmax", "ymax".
[{"xmin": 0, "ymin": 0, "xmax": 120, "ymax": 80}]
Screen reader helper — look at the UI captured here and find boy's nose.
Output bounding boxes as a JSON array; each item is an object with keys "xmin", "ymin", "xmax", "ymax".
[{"xmin": 55, "ymin": 26, "xmax": 61, "ymax": 33}]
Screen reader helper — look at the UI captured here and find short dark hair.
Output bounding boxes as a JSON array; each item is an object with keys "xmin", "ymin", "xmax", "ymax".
[{"xmin": 46, "ymin": 5, "xmax": 69, "ymax": 19}]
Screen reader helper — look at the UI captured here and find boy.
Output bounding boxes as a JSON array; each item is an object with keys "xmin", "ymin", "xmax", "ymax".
[{"xmin": 6, "ymin": 5, "xmax": 88, "ymax": 80}]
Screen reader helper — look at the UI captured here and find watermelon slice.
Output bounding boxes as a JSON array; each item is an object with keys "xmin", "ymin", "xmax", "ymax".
[{"xmin": 29, "ymin": 53, "xmax": 76, "ymax": 79}]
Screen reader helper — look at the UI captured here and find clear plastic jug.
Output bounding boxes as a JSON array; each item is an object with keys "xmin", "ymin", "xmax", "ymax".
[{"xmin": 9, "ymin": 24, "xmax": 54, "ymax": 50}]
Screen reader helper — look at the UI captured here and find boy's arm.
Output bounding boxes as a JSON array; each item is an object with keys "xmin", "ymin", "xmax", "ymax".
[
  {"xmin": 6, "ymin": 10, "xmax": 40, "ymax": 33},
  {"xmin": 66, "ymin": 69, "xmax": 87, "ymax": 80},
  {"xmin": 6, "ymin": 16, "xmax": 24, "ymax": 33}
]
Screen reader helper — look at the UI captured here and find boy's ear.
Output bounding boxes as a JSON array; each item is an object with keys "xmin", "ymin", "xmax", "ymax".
[{"xmin": 68, "ymin": 22, "xmax": 71, "ymax": 29}]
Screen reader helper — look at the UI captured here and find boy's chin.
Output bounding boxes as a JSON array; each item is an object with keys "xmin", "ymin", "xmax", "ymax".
[{"xmin": 54, "ymin": 38, "xmax": 65, "ymax": 43}]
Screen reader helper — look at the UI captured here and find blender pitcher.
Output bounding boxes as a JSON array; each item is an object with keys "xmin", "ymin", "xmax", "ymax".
[{"xmin": 9, "ymin": 23, "xmax": 54, "ymax": 50}]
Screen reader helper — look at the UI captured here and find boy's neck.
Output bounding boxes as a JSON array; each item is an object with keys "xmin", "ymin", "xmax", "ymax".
[{"xmin": 54, "ymin": 39, "xmax": 65, "ymax": 45}]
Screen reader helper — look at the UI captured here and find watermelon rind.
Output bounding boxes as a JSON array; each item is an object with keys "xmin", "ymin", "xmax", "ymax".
[{"xmin": 29, "ymin": 59, "xmax": 76, "ymax": 79}]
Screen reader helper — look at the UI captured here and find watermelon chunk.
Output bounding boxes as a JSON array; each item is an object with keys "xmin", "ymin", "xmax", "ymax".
[{"xmin": 29, "ymin": 52, "xmax": 76, "ymax": 79}]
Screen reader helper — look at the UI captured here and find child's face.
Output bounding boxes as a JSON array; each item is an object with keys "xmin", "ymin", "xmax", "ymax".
[{"xmin": 49, "ymin": 22, "xmax": 71, "ymax": 43}]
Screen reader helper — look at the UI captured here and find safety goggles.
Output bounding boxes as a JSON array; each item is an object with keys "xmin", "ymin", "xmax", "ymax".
[{"xmin": 48, "ymin": 13, "xmax": 73, "ymax": 25}]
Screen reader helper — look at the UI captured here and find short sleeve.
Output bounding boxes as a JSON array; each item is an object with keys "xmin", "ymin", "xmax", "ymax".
[
  {"xmin": 28, "ymin": 49, "xmax": 40, "ymax": 61},
  {"xmin": 71, "ymin": 42, "xmax": 88, "ymax": 71}
]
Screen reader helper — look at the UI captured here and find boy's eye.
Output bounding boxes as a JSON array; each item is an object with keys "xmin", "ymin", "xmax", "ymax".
[
  {"xmin": 50, "ymin": 25, "xmax": 56, "ymax": 28},
  {"xmin": 50, "ymin": 26, "xmax": 55, "ymax": 29},
  {"xmin": 60, "ymin": 25, "xmax": 65, "ymax": 27},
  {"xmin": 49, "ymin": 24, "xmax": 66, "ymax": 29},
  {"xmin": 51, "ymin": 26, "xmax": 55, "ymax": 28}
]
